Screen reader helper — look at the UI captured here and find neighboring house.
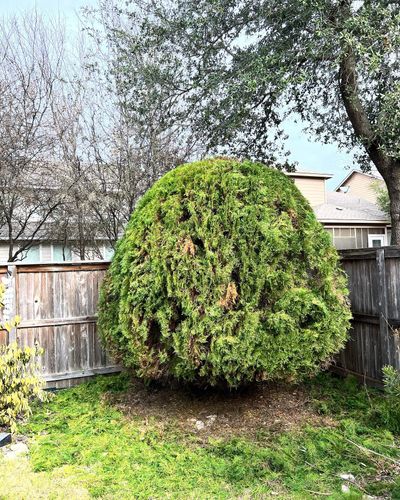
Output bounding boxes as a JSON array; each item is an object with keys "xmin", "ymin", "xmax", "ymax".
[
  {"xmin": 0, "ymin": 222, "xmax": 114, "ymax": 263},
  {"xmin": 0, "ymin": 163, "xmax": 118, "ymax": 263},
  {"xmin": 288, "ymin": 170, "xmax": 390, "ymax": 249},
  {"xmin": 0, "ymin": 238, "xmax": 114, "ymax": 263},
  {"xmin": 334, "ymin": 169, "xmax": 385, "ymax": 204}
]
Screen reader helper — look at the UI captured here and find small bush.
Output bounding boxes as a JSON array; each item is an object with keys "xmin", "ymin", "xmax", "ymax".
[
  {"xmin": 0, "ymin": 283, "xmax": 47, "ymax": 433},
  {"xmin": 378, "ymin": 366, "xmax": 400, "ymax": 433},
  {"xmin": 99, "ymin": 158, "xmax": 351, "ymax": 387},
  {"xmin": 0, "ymin": 342, "xmax": 47, "ymax": 433}
]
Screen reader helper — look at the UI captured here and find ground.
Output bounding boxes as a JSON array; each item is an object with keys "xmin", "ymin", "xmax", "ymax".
[{"xmin": 0, "ymin": 372, "xmax": 399, "ymax": 499}]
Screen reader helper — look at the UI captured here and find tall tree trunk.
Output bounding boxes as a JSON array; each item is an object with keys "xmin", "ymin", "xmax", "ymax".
[
  {"xmin": 339, "ymin": 51, "xmax": 400, "ymax": 245},
  {"xmin": 385, "ymin": 168, "xmax": 400, "ymax": 245}
]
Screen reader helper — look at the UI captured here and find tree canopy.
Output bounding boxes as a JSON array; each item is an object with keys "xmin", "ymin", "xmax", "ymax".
[{"xmin": 99, "ymin": 0, "xmax": 400, "ymax": 241}]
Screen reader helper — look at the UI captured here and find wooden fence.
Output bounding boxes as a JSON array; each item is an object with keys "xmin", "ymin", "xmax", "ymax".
[
  {"xmin": 0, "ymin": 261, "xmax": 119, "ymax": 388},
  {"xmin": 1, "ymin": 247, "xmax": 399, "ymax": 388},
  {"xmin": 334, "ymin": 246, "xmax": 400, "ymax": 386}
]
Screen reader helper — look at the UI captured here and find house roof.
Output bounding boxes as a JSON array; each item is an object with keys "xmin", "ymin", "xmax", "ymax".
[
  {"xmin": 314, "ymin": 192, "xmax": 389, "ymax": 224},
  {"xmin": 334, "ymin": 169, "xmax": 383, "ymax": 192},
  {"xmin": 286, "ymin": 170, "xmax": 333, "ymax": 179}
]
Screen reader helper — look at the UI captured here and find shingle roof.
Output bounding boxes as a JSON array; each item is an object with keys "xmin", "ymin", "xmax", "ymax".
[{"xmin": 314, "ymin": 192, "xmax": 389, "ymax": 223}]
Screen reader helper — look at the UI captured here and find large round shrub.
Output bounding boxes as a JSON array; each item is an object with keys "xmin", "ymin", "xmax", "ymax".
[{"xmin": 99, "ymin": 159, "xmax": 351, "ymax": 387}]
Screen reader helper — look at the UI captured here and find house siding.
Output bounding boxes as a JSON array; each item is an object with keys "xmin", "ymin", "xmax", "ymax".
[
  {"xmin": 336, "ymin": 172, "xmax": 384, "ymax": 204},
  {"xmin": 0, "ymin": 244, "xmax": 9, "ymax": 262},
  {"xmin": 291, "ymin": 177, "xmax": 326, "ymax": 206},
  {"xmin": 41, "ymin": 244, "xmax": 52, "ymax": 261}
]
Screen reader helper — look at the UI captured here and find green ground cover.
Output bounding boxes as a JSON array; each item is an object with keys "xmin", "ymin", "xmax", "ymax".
[{"xmin": 0, "ymin": 373, "xmax": 399, "ymax": 499}]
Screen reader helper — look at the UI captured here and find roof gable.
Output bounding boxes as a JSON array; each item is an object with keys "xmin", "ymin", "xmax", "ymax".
[{"xmin": 335, "ymin": 169, "xmax": 382, "ymax": 192}]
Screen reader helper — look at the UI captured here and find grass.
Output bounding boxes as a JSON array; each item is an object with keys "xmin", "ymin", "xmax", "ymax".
[{"xmin": 1, "ymin": 372, "xmax": 399, "ymax": 499}]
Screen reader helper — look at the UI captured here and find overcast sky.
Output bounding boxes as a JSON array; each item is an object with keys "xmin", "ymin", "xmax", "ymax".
[{"xmin": 0, "ymin": 0, "xmax": 357, "ymax": 190}]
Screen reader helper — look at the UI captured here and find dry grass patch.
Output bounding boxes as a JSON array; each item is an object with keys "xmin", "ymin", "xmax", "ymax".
[
  {"xmin": 0, "ymin": 456, "xmax": 91, "ymax": 500},
  {"xmin": 106, "ymin": 378, "xmax": 335, "ymax": 441}
]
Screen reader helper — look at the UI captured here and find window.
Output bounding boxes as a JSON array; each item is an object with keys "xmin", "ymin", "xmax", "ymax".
[
  {"xmin": 52, "ymin": 244, "xmax": 72, "ymax": 262},
  {"xmin": 326, "ymin": 227, "xmax": 388, "ymax": 250},
  {"xmin": 103, "ymin": 244, "xmax": 114, "ymax": 260},
  {"xmin": 368, "ymin": 234, "xmax": 385, "ymax": 248},
  {"xmin": 23, "ymin": 245, "xmax": 40, "ymax": 263},
  {"xmin": 331, "ymin": 227, "xmax": 357, "ymax": 250},
  {"xmin": 22, "ymin": 245, "xmax": 40, "ymax": 264}
]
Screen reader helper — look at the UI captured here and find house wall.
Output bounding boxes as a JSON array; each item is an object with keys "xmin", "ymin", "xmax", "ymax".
[
  {"xmin": 0, "ymin": 242, "xmax": 114, "ymax": 263},
  {"xmin": 291, "ymin": 177, "xmax": 326, "ymax": 206},
  {"xmin": 0, "ymin": 244, "xmax": 9, "ymax": 262},
  {"xmin": 337, "ymin": 172, "xmax": 385, "ymax": 204},
  {"xmin": 325, "ymin": 226, "xmax": 387, "ymax": 250},
  {"xmin": 41, "ymin": 244, "xmax": 52, "ymax": 261}
]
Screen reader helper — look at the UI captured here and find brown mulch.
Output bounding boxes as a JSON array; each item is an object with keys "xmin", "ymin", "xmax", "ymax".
[{"xmin": 104, "ymin": 378, "xmax": 335, "ymax": 441}]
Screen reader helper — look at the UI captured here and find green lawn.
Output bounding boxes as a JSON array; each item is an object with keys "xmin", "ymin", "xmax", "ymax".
[{"xmin": 1, "ymin": 373, "xmax": 399, "ymax": 499}]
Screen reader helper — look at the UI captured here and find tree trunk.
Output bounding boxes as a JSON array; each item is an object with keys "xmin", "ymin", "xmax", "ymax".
[
  {"xmin": 386, "ymin": 169, "xmax": 400, "ymax": 245},
  {"xmin": 8, "ymin": 242, "xmax": 14, "ymax": 262},
  {"xmin": 338, "ymin": 42, "xmax": 400, "ymax": 245}
]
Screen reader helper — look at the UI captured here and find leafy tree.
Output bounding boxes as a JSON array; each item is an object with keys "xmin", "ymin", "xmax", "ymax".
[
  {"xmin": 371, "ymin": 180, "xmax": 390, "ymax": 216},
  {"xmin": 98, "ymin": 158, "xmax": 351, "ymax": 388},
  {"xmin": 98, "ymin": 0, "xmax": 400, "ymax": 243}
]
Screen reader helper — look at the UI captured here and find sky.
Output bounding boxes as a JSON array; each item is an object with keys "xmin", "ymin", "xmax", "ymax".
[{"xmin": 0, "ymin": 0, "xmax": 356, "ymax": 190}]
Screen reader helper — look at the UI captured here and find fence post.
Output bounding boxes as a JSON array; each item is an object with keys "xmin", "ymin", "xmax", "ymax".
[
  {"xmin": 5, "ymin": 265, "xmax": 18, "ymax": 344},
  {"xmin": 376, "ymin": 248, "xmax": 391, "ymax": 369}
]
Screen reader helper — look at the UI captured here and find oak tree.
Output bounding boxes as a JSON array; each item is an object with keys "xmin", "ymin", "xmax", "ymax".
[{"xmin": 100, "ymin": 0, "xmax": 400, "ymax": 242}]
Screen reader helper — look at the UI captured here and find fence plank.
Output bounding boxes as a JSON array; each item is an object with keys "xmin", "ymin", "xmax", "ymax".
[
  {"xmin": 377, "ymin": 248, "xmax": 391, "ymax": 367},
  {"xmin": 338, "ymin": 247, "xmax": 400, "ymax": 386},
  {"xmin": 1, "ymin": 261, "xmax": 118, "ymax": 388},
  {"xmin": 4, "ymin": 265, "xmax": 17, "ymax": 343}
]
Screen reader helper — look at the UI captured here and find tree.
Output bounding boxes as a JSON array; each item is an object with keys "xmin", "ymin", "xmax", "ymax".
[
  {"xmin": 99, "ymin": 1, "xmax": 400, "ymax": 243},
  {"xmin": 0, "ymin": 8, "xmax": 194, "ymax": 263},
  {"xmin": 82, "ymin": 6, "xmax": 204, "ymax": 250},
  {"xmin": 0, "ymin": 12, "xmax": 66, "ymax": 261},
  {"xmin": 86, "ymin": 104, "xmax": 192, "ymax": 248},
  {"xmin": 98, "ymin": 159, "xmax": 351, "ymax": 387},
  {"xmin": 372, "ymin": 180, "xmax": 390, "ymax": 216}
]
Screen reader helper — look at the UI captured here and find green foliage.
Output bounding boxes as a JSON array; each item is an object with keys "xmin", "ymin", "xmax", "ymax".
[
  {"xmin": 0, "ymin": 342, "xmax": 47, "ymax": 433},
  {"xmin": 99, "ymin": 1, "xmax": 400, "ymax": 168},
  {"xmin": 13, "ymin": 373, "xmax": 399, "ymax": 499},
  {"xmin": 99, "ymin": 158, "xmax": 351, "ymax": 387},
  {"xmin": 0, "ymin": 281, "xmax": 47, "ymax": 433},
  {"xmin": 377, "ymin": 366, "xmax": 400, "ymax": 433},
  {"xmin": 309, "ymin": 368, "xmax": 400, "ymax": 435},
  {"xmin": 371, "ymin": 180, "xmax": 390, "ymax": 216},
  {"xmin": 97, "ymin": 0, "xmax": 400, "ymax": 241}
]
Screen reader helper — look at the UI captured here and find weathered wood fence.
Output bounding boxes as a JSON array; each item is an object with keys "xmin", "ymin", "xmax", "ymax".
[
  {"xmin": 1, "ymin": 247, "xmax": 399, "ymax": 388},
  {"xmin": 0, "ymin": 261, "xmax": 119, "ymax": 388},
  {"xmin": 334, "ymin": 246, "xmax": 400, "ymax": 386}
]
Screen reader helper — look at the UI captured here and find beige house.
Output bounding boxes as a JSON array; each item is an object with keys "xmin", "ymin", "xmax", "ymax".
[
  {"xmin": 288, "ymin": 170, "xmax": 390, "ymax": 249},
  {"xmin": 334, "ymin": 169, "xmax": 385, "ymax": 204},
  {"xmin": 287, "ymin": 170, "xmax": 331, "ymax": 206}
]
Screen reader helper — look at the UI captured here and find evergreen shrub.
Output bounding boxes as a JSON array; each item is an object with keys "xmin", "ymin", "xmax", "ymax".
[{"xmin": 99, "ymin": 159, "xmax": 351, "ymax": 387}]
